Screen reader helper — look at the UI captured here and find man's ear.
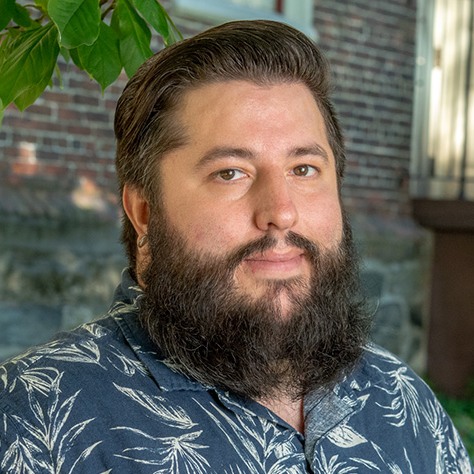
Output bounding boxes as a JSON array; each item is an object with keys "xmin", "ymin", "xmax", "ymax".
[{"xmin": 122, "ymin": 184, "xmax": 150, "ymax": 237}]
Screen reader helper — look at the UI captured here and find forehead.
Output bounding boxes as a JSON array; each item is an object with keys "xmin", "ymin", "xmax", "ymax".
[
  {"xmin": 180, "ymin": 79, "xmax": 316, "ymax": 113},
  {"xmin": 174, "ymin": 80, "xmax": 330, "ymax": 149}
]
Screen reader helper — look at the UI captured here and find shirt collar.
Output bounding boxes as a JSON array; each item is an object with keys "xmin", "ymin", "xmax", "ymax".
[
  {"xmin": 303, "ymin": 351, "xmax": 385, "ymax": 463},
  {"xmin": 111, "ymin": 268, "xmax": 207, "ymax": 393}
]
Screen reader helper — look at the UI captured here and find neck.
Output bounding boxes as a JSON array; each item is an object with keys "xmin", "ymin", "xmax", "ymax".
[{"xmin": 259, "ymin": 396, "xmax": 305, "ymax": 433}]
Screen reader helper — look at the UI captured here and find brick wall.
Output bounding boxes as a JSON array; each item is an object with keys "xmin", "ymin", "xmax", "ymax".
[
  {"xmin": 0, "ymin": 0, "xmax": 430, "ymax": 368},
  {"xmin": 313, "ymin": 0, "xmax": 417, "ymax": 218},
  {"xmin": 0, "ymin": 66, "xmax": 122, "ymax": 207}
]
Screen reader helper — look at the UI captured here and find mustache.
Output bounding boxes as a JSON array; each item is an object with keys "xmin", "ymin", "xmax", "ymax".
[{"xmin": 225, "ymin": 231, "xmax": 320, "ymax": 271}]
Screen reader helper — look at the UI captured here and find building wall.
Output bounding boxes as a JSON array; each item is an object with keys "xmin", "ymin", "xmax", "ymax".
[
  {"xmin": 0, "ymin": 0, "xmax": 429, "ymax": 368},
  {"xmin": 312, "ymin": 0, "xmax": 429, "ymax": 369}
]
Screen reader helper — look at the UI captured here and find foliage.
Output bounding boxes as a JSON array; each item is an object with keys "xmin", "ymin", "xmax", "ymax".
[{"xmin": 0, "ymin": 0, "xmax": 182, "ymax": 117}]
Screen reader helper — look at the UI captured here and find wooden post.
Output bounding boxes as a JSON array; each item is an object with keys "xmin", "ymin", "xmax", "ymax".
[{"xmin": 413, "ymin": 199, "xmax": 474, "ymax": 397}]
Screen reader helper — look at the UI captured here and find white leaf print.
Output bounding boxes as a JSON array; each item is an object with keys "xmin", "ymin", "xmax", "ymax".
[
  {"xmin": 267, "ymin": 453, "xmax": 307, "ymax": 474},
  {"xmin": 50, "ymin": 391, "xmax": 82, "ymax": 444},
  {"xmin": 107, "ymin": 350, "xmax": 149, "ymax": 377},
  {"xmin": 113, "ymin": 383, "xmax": 197, "ymax": 430},
  {"xmin": 352, "ymin": 457, "xmax": 381, "ymax": 470},
  {"xmin": 1, "ymin": 436, "xmax": 46, "ymax": 473},
  {"xmin": 11, "ymin": 414, "xmax": 46, "ymax": 445},
  {"xmin": 10, "ymin": 387, "xmax": 99, "ymax": 474},
  {"xmin": 273, "ymin": 438, "xmax": 299, "ymax": 461},
  {"xmin": 327, "ymin": 423, "xmax": 368, "ymax": 448},
  {"xmin": 113, "ymin": 429, "xmax": 211, "ymax": 474},
  {"xmin": 195, "ymin": 399, "xmax": 304, "ymax": 473},
  {"xmin": 366, "ymin": 344, "xmax": 401, "ymax": 364},
  {"xmin": 373, "ymin": 365, "xmax": 422, "ymax": 435},
  {"xmin": 16, "ymin": 367, "xmax": 62, "ymax": 397},
  {"xmin": 223, "ymin": 467, "xmax": 251, "ymax": 474},
  {"xmin": 313, "ymin": 447, "xmax": 357, "ymax": 474},
  {"xmin": 196, "ymin": 401, "xmax": 263, "ymax": 471},
  {"xmin": 82, "ymin": 323, "xmax": 109, "ymax": 338},
  {"xmin": 371, "ymin": 442, "xmax": 404, "ymax": 474},
  {"xmin": 0, "ymin": 367, "xmax": 7, "ymax": 390},
  {"xmin": 67, "ymin": 441, "xmax": 103, "ymax": 474},
  {"xmin": 45, "ymin": 341, "xmax": 104, "ymax": 368},
  {"xmin": 28, "ymin": 390, "xmax": 46, "ymax": 426},
  {"xmin": 423, "ymin": 399, "xmax": 452, "ymax": 474},
  {"xmin": 57, "ymin": 418, "xmax": 96, "ymax": 460}
]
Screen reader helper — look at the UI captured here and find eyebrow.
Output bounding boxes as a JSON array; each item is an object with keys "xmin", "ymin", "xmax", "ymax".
[
  {"xmin": 195, "ymin": 147, "xmax": 255, "ymax": 170},
  {"xmin": 290, "ymin": 144, "xmax": 329, "ymax": 162},
  {"xmin": 195, "ymin": 143, "xmax": 330, "ymax": 170}
]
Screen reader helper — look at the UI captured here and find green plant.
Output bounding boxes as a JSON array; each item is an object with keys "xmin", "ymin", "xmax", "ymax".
[{"xmin": 0, "ymin": 0, "xmax": 182, "ymax": 122}]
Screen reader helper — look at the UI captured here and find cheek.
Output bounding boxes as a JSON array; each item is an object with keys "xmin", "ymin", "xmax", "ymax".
[
  {"xmin": 175, "ymin": 205, "xmax": 249, "ymax": 253},
  {"xmin": 303, "ymin": 197, "xmax": 343, "ymax": 247}
]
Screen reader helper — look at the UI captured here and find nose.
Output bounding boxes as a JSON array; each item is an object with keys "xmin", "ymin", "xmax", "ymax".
[{"xmin": 253, "ymin": 172, "xmax": 298, "ymax": 232}]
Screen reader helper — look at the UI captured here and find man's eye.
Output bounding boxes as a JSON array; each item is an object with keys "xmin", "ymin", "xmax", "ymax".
[
  {"xmin": 292, "ymin": 165, "xmax": 317, "ymax": 177},
  {"xmin": 216, "ymin": 169, "xmax": 246, "ymax": 181}
]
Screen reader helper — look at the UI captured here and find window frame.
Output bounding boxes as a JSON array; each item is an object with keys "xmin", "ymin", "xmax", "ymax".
[
  {"xmin": 172, "ymin": 0, "xmax": 318, "ymax": 40},
  {"xmin": 411, "ymin": 0, "xmax": 474, "ymax": 201}
]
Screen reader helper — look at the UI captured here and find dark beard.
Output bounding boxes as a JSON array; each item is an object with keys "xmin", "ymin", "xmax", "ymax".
[{"xmin": 139, "ymin": 209, "xmax": 369, "ymax": 401}]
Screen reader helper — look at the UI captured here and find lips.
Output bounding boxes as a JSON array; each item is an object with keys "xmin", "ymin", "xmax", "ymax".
[
  {"xmin": 243, "ymin": 250, "xmax": 306, "ymax": 276},
  {"xmin": 246, "ymin": 249, "xmax": 304, "ymax": 262}
]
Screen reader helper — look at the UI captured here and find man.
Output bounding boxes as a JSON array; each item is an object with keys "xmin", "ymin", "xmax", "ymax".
[{"xmin": 0, "ymin": 20, "xmax": 471, "ymax": 473}]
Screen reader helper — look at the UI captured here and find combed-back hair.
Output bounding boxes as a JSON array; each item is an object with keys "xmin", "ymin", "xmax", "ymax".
[{"xmin": 115, "ymin": 20, "xmax": 345, "ymax": 270}]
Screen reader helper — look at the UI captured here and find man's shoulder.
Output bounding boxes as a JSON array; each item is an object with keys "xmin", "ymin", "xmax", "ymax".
[
  {"xmin": 352, "ymin": 343, "xmax": 429, "ymax": 390},
  {"xmin": 340, "ymin": 344, "xmax": 443, "ymax": 422},
  {"xmin": 313, "ymin": 345, "xmax": 473, "ymax": 472},
  {"xmin": 0, "ymin": 316, "xmax": 124, "ymax": 398},
  {"xmin": 0, "ymin": 313, "xmax": 159, "ymax": 433}
]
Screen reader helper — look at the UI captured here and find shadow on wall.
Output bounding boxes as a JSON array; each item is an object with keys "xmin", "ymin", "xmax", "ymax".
[
  {"xmin": 352, "ymin": 212, "xmax": 432, "ymax": 374},
  {"xmin": 362, "ymin": 267, "xmax": 425, "ymax": 372}
]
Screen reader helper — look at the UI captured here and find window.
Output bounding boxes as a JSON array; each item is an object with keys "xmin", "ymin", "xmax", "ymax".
[
  {"xmin": 411, "ymin": 0, "xmax": 474, "ymax": 200},
  {"xmin": 172, "ymin": 0, "xmax": 317, "ymax": 40}
]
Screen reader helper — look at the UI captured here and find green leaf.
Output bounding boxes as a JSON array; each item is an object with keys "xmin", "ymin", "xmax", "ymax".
[
  {"xmin": 60, "ymin": 46, "xmax": 71, "ymax": 62},
  {"xmin": 54, "ymin": 63, "xmax": 63, "ymax": 88},
  {"xmin": 0, "ymin": 0, "xmax": 15, "ymax": 30},
  {"xmin": 0, "ymin": 24, "xmax": 60, "ymax": 110},
  {"xmin": 48, "ymin": 0, "xmax": 101, "ymax": 49},
  {"xmin": 11, "ymin": 4, "xmax": 34, "ymax": 27},
  {"xmin": 111, "ymin": 0, "xmax": 152, "ymax": 77},
  {"xmin": 77, "ymin": 22, "xmax": 121, "ymax": 91},
  {"xmin": 69, "ymin": 47, "xmax": 84, "ymax": 70},
  {"xmin": 131, "ymin": 0, "xmax": 182, "ymax": 46},
  {"xmin": 34, "ymin": 0, "xmax": 49, "ymax": 10}
]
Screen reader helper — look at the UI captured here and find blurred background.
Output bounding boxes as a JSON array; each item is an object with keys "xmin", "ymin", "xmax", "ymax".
[{"xmin": 1, "ymin": 0, "xmax": 473, "ymax": 441}]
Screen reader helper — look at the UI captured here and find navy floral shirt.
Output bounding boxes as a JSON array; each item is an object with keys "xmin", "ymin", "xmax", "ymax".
[{"xmin": 0, "ymin": 269, "xmax": 472, "ymax": 473}]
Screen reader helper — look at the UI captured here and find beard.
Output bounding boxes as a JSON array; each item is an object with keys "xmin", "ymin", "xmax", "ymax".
[{"xmin": 139, "ymin": 207, "xmax": 370, "ymax": 402}]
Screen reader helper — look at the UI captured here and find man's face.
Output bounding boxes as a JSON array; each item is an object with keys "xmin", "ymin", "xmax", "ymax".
[
  {"xmin": 139, "ymin": 81, "xmax": 367, "ymax": 400},
  {"xmin": 157, "ymin": 81, "xmax": 343, "ymax": 317}
]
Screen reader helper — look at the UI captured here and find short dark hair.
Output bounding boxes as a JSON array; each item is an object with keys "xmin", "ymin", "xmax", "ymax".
[{"xmin": 115, "ymin": 19, "xmax": 345, "ymax": 270}]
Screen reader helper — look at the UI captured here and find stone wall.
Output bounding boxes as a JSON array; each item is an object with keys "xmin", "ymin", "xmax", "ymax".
[
  {"xmin": 0, "ymin": 204, "xmax": 125, "ymax": 360},
  {"xmin": 353, "ymin": 214, "xmax": 431, "ymax": 372}
]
